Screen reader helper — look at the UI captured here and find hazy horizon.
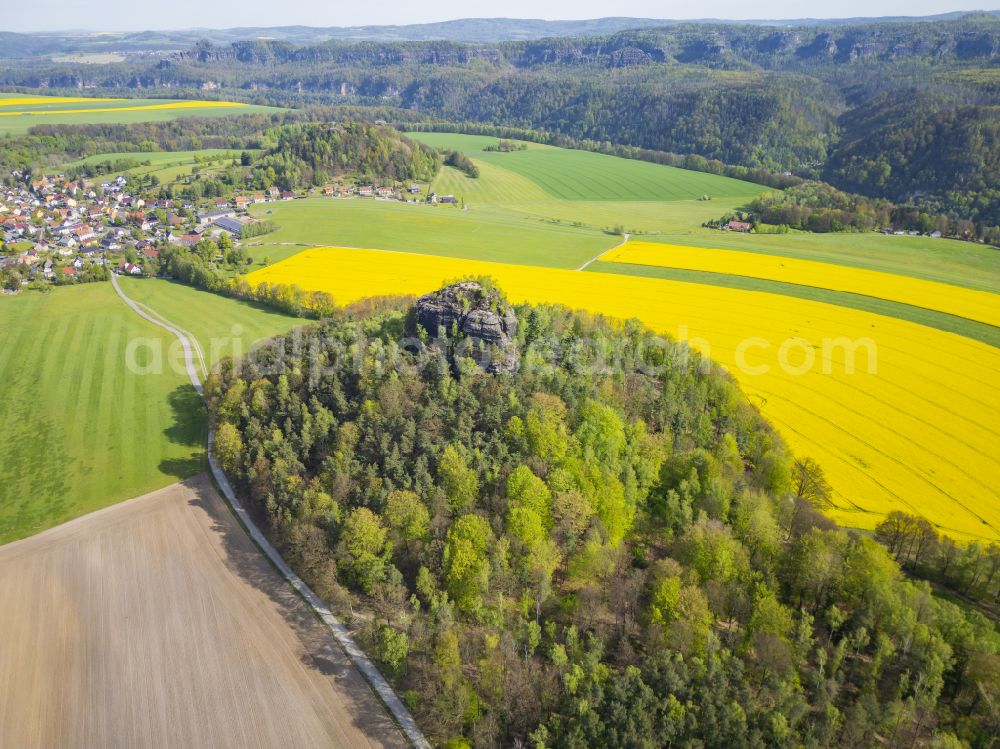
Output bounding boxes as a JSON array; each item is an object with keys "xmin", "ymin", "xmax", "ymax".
[{"xmin": 7, "ymin": 2, "xmax": 995, "ymax": 34}]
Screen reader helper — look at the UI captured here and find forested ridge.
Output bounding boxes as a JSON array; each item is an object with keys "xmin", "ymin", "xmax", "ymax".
[
  {"xmin": 208, "ymin": 282, "xmax": 999, "ymax": 749},
  {"xmin": 249, "ymin": 122, "xmax": 439, "ymax": 190},
  {"xmin": 3, "ymin": 14, "xmax": 998, "ymax": 227}
]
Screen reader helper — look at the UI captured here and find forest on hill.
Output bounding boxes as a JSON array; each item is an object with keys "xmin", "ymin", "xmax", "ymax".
[
  {"xmin": 1, "ymin": 15, "xmax": 997, "ymax": 228},
  {"xmin": 208, "ymin": 282, "xmax": 999, "ymax": 749},
  {"xmin": 248, "ymin": 122, "xmax": 440, "ymax": 190}
]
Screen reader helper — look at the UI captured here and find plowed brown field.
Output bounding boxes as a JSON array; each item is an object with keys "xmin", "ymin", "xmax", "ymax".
[{"xmin": 0, "ymin": 475, "xmax": 406, "ymax": 749}]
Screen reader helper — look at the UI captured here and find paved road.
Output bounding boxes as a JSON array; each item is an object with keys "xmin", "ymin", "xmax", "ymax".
[{"xmin": 110, "ymin": 274, "xmax": 430, "ymax": 749}]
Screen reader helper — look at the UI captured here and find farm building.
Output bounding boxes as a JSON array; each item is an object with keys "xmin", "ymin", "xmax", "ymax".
[
  {"xmin": 213, "ymin": 217, "xmax": 245, "ymax": 237},
  {"xmin": 198, "ymin": 209, "xmax": 236, "ymax": 225}
]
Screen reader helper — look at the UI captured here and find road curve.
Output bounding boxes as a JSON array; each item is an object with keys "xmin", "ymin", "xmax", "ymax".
[{"xmin": 110, "ymin": 274, "xmax": 430, "ymax": 749}]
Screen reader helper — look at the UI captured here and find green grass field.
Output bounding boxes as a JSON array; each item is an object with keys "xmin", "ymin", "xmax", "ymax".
[
  {"xmin": 0, "ymin": 93, "xmax": 283, "ymax": 135},
  {"xmin": 407, "ymin": 132, "xmax": 764, "ymax": 201},
  {"xmin": 0, "ymin": 284, "xmax": 201, "ymax": 542},
  {"xmin": 248, "ymin": 198, "xmax": 618, "ymax": 268},
  {"xmin": 116, "ymin": 277, "xmax": 307, "ymax": 367},
  {"xmin": 0, "ymin": 280, "xmax": 304, "ymax": 543}
]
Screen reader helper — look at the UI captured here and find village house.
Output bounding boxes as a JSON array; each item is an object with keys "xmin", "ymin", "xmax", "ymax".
[
  {"xmin": 725, "ymin": 220, "xmax": 752, "ymax": 232},
  {"xmin": 357, "ymin": 185, "xmax": 374, "ymax": 197},
  {"xmin": 73, "ymin": 225, "xmax": 96, "ymax": 244},
  {"xmin": 234, "ymin": 195, "xmax": 250, "ymax": 210}
]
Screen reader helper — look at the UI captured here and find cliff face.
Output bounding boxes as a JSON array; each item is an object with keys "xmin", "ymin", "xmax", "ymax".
[{"xmin": 415, "ymin": 282, "xmax": 520, "ymax": 374}]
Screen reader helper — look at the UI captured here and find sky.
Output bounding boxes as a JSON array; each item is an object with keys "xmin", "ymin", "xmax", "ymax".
[{"xmin": 8, "ymin": 0, "xmax": 993, "ymax": 32}]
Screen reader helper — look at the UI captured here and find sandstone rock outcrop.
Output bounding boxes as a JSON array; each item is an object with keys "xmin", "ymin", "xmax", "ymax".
[{"xmin": 415, "ymin": 281, "xmax": 519, "ymax": 373}]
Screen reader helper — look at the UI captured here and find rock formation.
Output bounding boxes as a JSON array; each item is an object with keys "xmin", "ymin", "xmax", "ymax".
[{"xmin": 415, "ymin": 281, "xmax": 519, "ymax": 374}]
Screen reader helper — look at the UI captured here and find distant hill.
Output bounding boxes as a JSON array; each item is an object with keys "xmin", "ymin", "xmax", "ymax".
[{"xmin": 4, "ymin": 12, "xmax": 1000, "ymax": 56}]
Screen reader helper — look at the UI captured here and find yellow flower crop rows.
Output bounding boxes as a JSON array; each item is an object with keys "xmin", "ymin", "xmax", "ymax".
[
  {"xmin": 602, "ymin": 241, "xmax": 1000, "ymax": 329},
  {"xmin": 248, "ymin": 247, "xmax": 1000, "ymax": 541},
  {"xmin": 0, "ymin": 100, "xmax": 249, "ymax": 117},
  {"xmin": 0, "ymin": 96, "xmax": 125, "ymax": 108}
]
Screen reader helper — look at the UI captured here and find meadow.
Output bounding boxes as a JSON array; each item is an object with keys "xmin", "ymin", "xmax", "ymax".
[
  {"xmin": 0, "ymin": 281, "xmax": 303, "ymax": 543},
  {"xmin": 407, "ymin": 132, "xmax": 764, "ymax": 201},
  {"xmin": 116, "ymin": 277, "xmax": 306, "ymax": 368},
  {"xmin": 0, "ymin": 93, "xmax": 282, "ymax": 135},
  {"xmin": 247, "ymin": 247, "xmax": 1000, "ymax": 542},
  {"xmin": 408, "ymin": 132, "xmax": 1000, "ymax": 293},
  {"xmin": 248, "ymin": 198, "xmax": 618, "ymax": 268}
]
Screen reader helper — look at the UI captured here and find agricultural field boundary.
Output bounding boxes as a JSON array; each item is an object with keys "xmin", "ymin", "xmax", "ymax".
[
  {"xmin": 600, "ymin": 241, "xmax": 1000, "ymax": 330},
  {"xmin": 594, "ymin": 262, "xmax": 1000, "ymax": 348},
  {"xmin": 109, "ymin": 275, "xmax": 430, "ymax": 749},
  {"xmin": 577, "ymin": 232, "xmax": 630, "ymax": 270}
]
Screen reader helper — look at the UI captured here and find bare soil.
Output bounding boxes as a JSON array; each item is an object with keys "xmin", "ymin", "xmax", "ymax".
[{"xmin": 0, "ymin": 474, "xmax": 407, "ymax": 749}]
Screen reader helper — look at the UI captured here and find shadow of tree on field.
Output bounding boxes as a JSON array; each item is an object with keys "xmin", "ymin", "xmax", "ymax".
[
  {"xmin": 186, "ymin": 476, "xmax": 407, "ymax": 747},
  {"xmin": 164, "ymin": 385, "xmax": 206, "ymax": 447},
  {"xmin": 159, "ymin": 454, "xmax": 205, "ymax": 481},
  {"xmin": 157, "ymin": 385, "xmax": 207, "ymax": 481}
]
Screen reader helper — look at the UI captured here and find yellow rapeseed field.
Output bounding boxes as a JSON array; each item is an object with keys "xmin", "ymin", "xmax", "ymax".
[
  {"xmin": 248, "ymin": 247, "xmax": 1000, "ymax": 541},
  {"xmin": 0, "ymin": 97, "xmax": 125, "ymax": 108},
  {"xmin": 0, "ymin": 101, "xmax": 249, "ymax": 117},
  {"xmin": 601, "ymin": 241, "xmax": 1000, "ymax": 328}
]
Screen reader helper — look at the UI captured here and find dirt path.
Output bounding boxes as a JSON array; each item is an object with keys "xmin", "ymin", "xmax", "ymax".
[
  {"xmin": 576, "ymin": 232, "xmax": 630, "ymax": 271},
  {"xmin": 0, "ymin": 476, "xmax": 408, "ymax": 749},
  {"xmin": 110, "ymin": 273, "xmax": 429, "ymax": 748}
]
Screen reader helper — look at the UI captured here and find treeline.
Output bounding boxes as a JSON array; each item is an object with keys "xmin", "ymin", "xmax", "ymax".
[
  {"xmin": 875, "ymin": 511, "xmax": 1000, "ymax": 612},
  {"xmin": 0, "ymin": 105, "xmax": 422, "ymax": 176},
  {"xmin": 719, "ymin": 181, "xmax": 1000, "ymax": 245},
  {"xmin": 208, "ymin": 286, "xmax": 999, "ymax": 748},
  {"xmin": 154, "ymin": 242, "xmax": 335, "ymax": 317},
  {"xmin": 442, "ymin": 149, "xmax": 478, "ymax": 178},
  {"xmin": 0, "ymin": 262, "xmax": 109, "ymax": 291},
  {"xmin": 483, "ymin": 139, "xmax": 527, "ymax": 152},
  {"xmin": 248, "ymin": 122, "xmax": 440, "ymax": 190}
]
